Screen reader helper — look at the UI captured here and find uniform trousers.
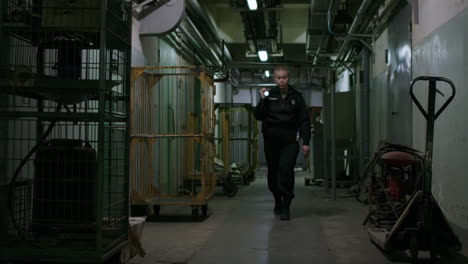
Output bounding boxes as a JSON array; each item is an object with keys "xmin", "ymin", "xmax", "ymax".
[{"xmin": 264, "ymin": 131, "xmax": 300, "ymax": 200}]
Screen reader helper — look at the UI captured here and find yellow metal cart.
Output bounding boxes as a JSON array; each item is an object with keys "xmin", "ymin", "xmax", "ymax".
[
  {"xmin": 130, "ymin": 66, "xmax": 216, "ymax": 217},
  {"xmin": 215, "ymin": 103, "xmax": 259, "ymax": 185}
]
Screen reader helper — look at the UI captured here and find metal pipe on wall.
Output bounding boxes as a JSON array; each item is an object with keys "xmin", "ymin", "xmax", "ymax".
[
  {"xmin": 186, "ymin": 0, "xmax": 233, "ymax": 62},
  {"xmin": 177, "ymin": 25, "xmax": 217, "ymax": 65},
  {"xmin": 184, "ymin": 17, "xmax": 223, "ymax": 66},
  {"xmin": 322, "ymin": 86, "xmax": 329, "ymax": 193},
  {"xmin": 166, "ymin": 32, "xmax": 208, "ymax": 65},
  {"xmin": 330, "ymin": 68, "xmax": 336, "ymax": 200},
  {"xmin": 361, "ymin": 50, "xmax": 371, "ymax": 173}
]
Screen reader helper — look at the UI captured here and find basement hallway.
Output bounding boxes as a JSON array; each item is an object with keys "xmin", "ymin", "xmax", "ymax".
[{"xmin": 129, "ymin": 169, "xmax": 418, "ymax": 264}]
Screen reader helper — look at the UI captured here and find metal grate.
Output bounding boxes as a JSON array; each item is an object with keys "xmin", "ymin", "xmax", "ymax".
[{"xmin": 0, "ymin": 0, "xmax": 130, "ymax": 262}]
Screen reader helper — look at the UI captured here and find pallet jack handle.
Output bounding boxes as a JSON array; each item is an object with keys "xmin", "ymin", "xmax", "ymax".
[
  {"xmin": 410, "ymin": 76, "xmax": 456, "ymax": 121},
  {"xmin": 409, "ymin": 76, "xmax": 456, "ymax": 195}
]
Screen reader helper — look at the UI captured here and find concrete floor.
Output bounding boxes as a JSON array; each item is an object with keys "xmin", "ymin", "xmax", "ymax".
[{"xmin": 129, "ymin": 169, "xmax": 468, "ymax": 264}]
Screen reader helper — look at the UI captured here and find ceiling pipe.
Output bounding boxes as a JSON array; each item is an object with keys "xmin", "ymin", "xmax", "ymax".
[
  {"xmin": 214, "ymin": 70, "xmax": 230, "ymax": 83},
  {"xmin": 307, "ymin": 0, "xmax": 333, "ymax": 65},
  {"xmin": 166, "ymin": 32, "xmax": 209, "ymax": 65},
  {"xmin": 229, "ymin": 61, "xmax": 320, "ymax": 68},
  {"xmin": 326, "ymin": 0, "xmax": 339, "ymax": 36},
  {"xmin": 178, "ymin": 23, "xmax": 219, "ymax": 66},
  {"xmin": 313, "ymin": 0, "xmax": 333, "ymax": 65},
  {"xmin": 214, "ymin": 68, "xmax": 240, "ymax": 86},
  {"xmin": 185, "ymin": 0, "xmax": 241, "ymax": 89},
  {"xmin": 238, "ymin": 83, "xmax": 278, "ymax": 87},
  {"xmin": 186, "ymin": 0, "xmax": 233, "ymax": 62},
  {"xmin": 332, "ymin": 0, "xmax": 373, "ymax": 67},
  {"xmin": 183, "ymin": 17, "xmax": 223, "ymax": 67},
  {"xmin": 237, "ymin": 82, "xmax": 324, "ymax": 88}
]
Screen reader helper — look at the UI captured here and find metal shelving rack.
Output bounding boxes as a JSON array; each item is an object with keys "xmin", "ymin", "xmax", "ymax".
[
  {"xmin": 214, "ymin": 103, "xmax": 258, "ymax": 185},
  {"xmin": 0, "ymin": 0, "xmax": 131, "ymax": 263}
]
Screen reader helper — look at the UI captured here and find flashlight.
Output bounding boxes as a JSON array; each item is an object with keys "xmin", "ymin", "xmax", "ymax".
[{"xmin": 263, "ymin": 90, "xmax": 269, "ymax": 97}]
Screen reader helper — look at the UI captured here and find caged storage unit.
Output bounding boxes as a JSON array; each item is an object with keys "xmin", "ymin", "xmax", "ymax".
[
  {"xmin": 0, "ymin": 0, "xmax": 131, "ymax": 263},
  {"xmin": 214, "ymin": 103, "xmax": 259, "ymax": 185},
  {"xmin": 130, "ymin": 66, "xmax": 216, "ymax": 218}
]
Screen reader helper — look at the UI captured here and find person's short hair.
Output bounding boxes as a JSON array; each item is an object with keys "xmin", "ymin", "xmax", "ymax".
[{"xmin": 274, "ymin": 65, "xmax": 289, "ymax": 75}]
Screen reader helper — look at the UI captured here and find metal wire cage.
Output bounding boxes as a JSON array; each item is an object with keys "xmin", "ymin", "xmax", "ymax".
[
  {"xmin": 0, "ymin": 121, "xmax": 129, "ymax": 261},
  {"xmin": 0, "ymin": 0, "xmax": 130, "ymax": 262},
  {"xmin": 0, "ymin": 0, "xmax": 130, "ymax": 116},
  {"xmin": 130, "ymin": 66, "xmax": 216, "ymax": 217},
  {"xmin": 215, "ymin": 103, "xmax": 259, "ymax": 184}
]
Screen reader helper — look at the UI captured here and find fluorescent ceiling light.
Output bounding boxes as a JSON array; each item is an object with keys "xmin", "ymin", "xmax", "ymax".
[
  {"xmin": 258, "ymin": 50, "xmax": 268, "ymax": 61},
  {"xmin": 265, "ymin": 70, "xmax": 270, "ymax": 77},
  {"xmin": 247, "ymin": 0, "xmax": 258, "ymax": 10}
]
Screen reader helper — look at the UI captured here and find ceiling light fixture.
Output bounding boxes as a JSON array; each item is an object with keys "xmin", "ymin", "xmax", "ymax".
[
  {"xmin": 265, "ymin": 70, "xmax": 270, "ymax": 77},
  {"xmin": 247, "ymin": 0, "xmax": 258, "ymax": 10},
  {"xmin": 258, "ymin": 50, "xmax": 268, "ymax": 61}
]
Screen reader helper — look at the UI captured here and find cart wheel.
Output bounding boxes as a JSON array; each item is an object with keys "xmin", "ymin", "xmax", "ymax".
[
  {"xmin": 192, "ymin": 206, "xmax": 199, "ymax": 217},
  {"xmin": 242, "ymin": 175, "xmax": 250, "ymax": 185},
  {"xmin": 201, "ymin": 204, "xmax": 208, "ymax": 216},
  {"xmin": 153, "ymin": 205, "xmax": 161, "ymax": 216},
  {"xmin": 223, "ymin": 180, "xmax": 238, "ymax": 197},
  {"xmin": 410, "ymin": 235, "xmax": 419, "ymax": 264},
  {"xmin": 247, "ymin": 172, "xmax": 255, "ymax": 182}
]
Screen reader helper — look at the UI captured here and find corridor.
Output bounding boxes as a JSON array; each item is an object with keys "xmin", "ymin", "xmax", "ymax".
[
  {"xmin": 2, "ymin": 1, "xmax": 468, "ymax": 263},
  {"xmin": 129, "ymin": 169, "xmax": 462, "ymax": 264}
]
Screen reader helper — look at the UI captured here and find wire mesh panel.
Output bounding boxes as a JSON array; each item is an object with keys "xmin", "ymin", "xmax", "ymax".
[
  {"xmin": 0, "ymin": 120, "xmax": 129, "ymax": 261},
  {"xmin": 0, "ymin": 0, "xmax": 130, "ymax": 262},
  {"xmin": 0, "ymin": 0, "xmax": 129, "ymax": 116},
  {"xmin": 215, "ymin": 104, "xmax": 259, "ymax": 184},
  {"xmin": 130, "ymin": 66, "xmax": 216, "ymax": 213}
]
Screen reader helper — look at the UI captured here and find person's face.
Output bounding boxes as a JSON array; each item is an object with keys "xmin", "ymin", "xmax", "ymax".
[{"xmin": 274, "ymin": 70, "xmax": 289, "ymax": 90}]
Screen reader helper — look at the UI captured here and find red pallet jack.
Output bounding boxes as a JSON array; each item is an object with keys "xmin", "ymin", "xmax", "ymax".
[{"xmin": 366, "ymin": 76, "xmax": 462, "ymax": 263}]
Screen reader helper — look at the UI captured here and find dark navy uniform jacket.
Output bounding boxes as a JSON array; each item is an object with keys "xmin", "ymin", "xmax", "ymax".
[{"xmin": 253, "ymin": 86, "xmax": 311, "ymax": 146}]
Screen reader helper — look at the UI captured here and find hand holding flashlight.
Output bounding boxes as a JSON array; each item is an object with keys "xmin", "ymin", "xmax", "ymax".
[{"xmin": 260, "ymin": 88, "xmax": 269, "ymax": 99}]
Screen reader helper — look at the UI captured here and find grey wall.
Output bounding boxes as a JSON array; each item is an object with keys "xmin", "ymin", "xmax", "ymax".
[
  {"xmin": 233, "ymin": 89, "xmax": 255, "ymax": 104},
  {"xmin": 387, "ymin": 5, "xmax": 412, "ymax": 146},
  {"xmin": 412, "ymin": 6, "xmax": 468, "ymax": 252},
  {"xmin": 370, "ymin": 29, "xmax": 390, "ymax": 152},
  {"xmin": 369, "ymin": 4, "xmax": 413, "ymax": 151}
]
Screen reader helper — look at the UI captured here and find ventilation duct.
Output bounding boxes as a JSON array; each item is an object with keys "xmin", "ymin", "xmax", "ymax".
[{"xmin": 137, "ymin": 0, "xmax": 185, "ymax": 36}]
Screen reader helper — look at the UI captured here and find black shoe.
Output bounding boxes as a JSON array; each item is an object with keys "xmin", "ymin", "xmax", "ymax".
[
  {"xmin": 274, "ymin": 195, "xmax": 282, "ymax": 215},
  {"xmin": 280, "ymin": 196, "xmax": 291, "ymax": 220},
  {"xmin": 279, "ymin": 205, "xmax": 290, "ymax": 220}
]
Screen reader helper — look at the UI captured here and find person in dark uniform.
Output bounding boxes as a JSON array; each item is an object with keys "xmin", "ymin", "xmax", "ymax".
[{"xmin": 254, "ymin": 65, "xmax": 311, "ymax": 220}]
